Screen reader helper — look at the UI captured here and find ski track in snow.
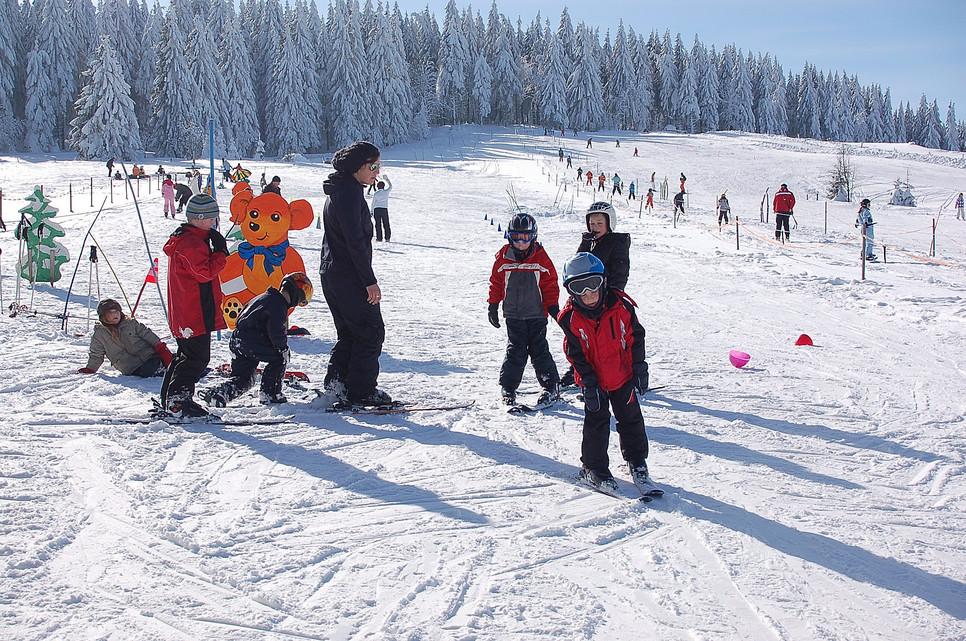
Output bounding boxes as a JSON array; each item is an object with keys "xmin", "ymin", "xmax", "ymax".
[{"xmin": 1, "ymin": 129, "xmax": 965, "ymax": 640}]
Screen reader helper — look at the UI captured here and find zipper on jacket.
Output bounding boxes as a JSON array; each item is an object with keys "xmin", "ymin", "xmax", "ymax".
[{"xmin": 609, "ymin": 317, "xmax": 616, "ymax": 340}]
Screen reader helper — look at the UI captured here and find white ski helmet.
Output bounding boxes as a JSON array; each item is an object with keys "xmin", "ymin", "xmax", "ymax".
[{"xmin": 586, "ymin": 201, "xmax": 616, "ymax": 232}]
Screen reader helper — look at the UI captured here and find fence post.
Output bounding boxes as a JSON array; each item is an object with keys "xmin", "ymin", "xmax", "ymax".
[
  {"xmin": 110, "ymin": 179, "xmax": 113, "ymax": 203},
  {"xmin": 90, "ymin": 177, "xmax": 93, "ymax": 207},
  {"xmin": 824, "ymin": 202, "xmax": 827, "ymax": 234},
  {"xmin": 69, "ymin": 183, "xmax": 73, "ymax": 212},
  {"xmin": 930, "ymin": 218, "xmax": 936, "ymax": 257},
  {"xmin": 735, "ymin": 217, "xmax": 740, "ymax": 250},
  {"xmin": 883, "ymin": 245, "xmax": 887, "ymax": 263},
  {"xmin": 861, "ymin": 226, "xmax": 866, "ymax": 281}
]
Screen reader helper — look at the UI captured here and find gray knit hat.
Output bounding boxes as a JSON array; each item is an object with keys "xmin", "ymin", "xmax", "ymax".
[
  {"xmin": 332, "ymin": 141, "xmax": 380, "ymax": 174},
  {"xmin": 185, "ymin": 194, "xmax": 220, "ymax": 220}
]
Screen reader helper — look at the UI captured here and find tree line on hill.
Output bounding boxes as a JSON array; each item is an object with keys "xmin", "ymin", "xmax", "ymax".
[{"xmin": 0, "ymin": 0, "xmax": 960, "ymax": 159}]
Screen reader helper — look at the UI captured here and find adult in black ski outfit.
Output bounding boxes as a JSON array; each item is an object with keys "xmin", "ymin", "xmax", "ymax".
[
  {"xmin": 561, "ymin": 201, "xmax": 631, "ymax": 387},
  {"xmin": 319, "ymin": 141, "xmax": 392, "ymax": 406}
]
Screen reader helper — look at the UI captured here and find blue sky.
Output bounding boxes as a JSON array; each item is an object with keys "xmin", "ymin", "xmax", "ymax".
[{"xmin": 389, "ymin": 0, "xmax": 966, "ymax": 117}]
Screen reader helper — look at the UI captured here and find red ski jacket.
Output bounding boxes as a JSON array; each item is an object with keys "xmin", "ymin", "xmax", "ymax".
[
  {"xmin": 559, "ymin": 289, "xmax": 646, "ymax": 392},
  {"xmin": 773, "ymin": 187, "xmax": 796, "ymax": 214},
  {"xmin": 163, "ymin": 224, "xmax": 227, "ymax": 339},
  {"xmin": 488, "ymin": 243, "xmax": 559, "ymax": 319}
]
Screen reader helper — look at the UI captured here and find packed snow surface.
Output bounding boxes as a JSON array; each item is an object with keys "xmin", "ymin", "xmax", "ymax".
[{"xmin": 1, "ymin": 128, "xmax": 965, "ymax": 640}]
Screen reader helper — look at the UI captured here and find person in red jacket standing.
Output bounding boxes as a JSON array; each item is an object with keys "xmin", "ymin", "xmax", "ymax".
[
  {"xmin": 160, "ymin": 193, "xmax": 229, "ymax": 418},
  {"xmin": 773, "ymin": 182, "xmax": 796, "ymax": 242},
  {"xmin": 488, "ymin": 213, "xmax": 561, "ymax": 407},
  {"xmin": 557, "ymin": 252, "xmax": 660, "ymax": 499}
]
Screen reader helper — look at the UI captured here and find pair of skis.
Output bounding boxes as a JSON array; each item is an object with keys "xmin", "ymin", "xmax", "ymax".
[{"xmin": 574, "ymin": 473, "xmax": 665, "ymax": 503}]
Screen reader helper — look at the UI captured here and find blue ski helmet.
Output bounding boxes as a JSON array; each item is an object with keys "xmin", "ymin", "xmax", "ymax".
[{"xmin": 563, "ymin": 252, "xmax": 607, "ymax": 303}]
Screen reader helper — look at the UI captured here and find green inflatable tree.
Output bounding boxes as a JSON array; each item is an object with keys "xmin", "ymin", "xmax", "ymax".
[{"xmin": 15, "ymin": 186, "xmax": 69, "ymax": 283}]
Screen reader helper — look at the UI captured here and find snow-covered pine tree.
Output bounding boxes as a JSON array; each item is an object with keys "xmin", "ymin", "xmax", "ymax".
[
  {"xmin": 784, "ymin": 71, "xmax": 799, "ymax": 137},
  {"xmin": 218, "ymin": 13, "xmax": 259, "ymax": 156},
  {"xmin": 606, "ymin": 22, "xmax": 634, "ymax": 130},
  {"xmin": 657, "ymin": 41, "xmax": 677, "ymax": 127},
  {"xmin": 255, "ymin": 0, "xmax": 284, "ymax": 139},
  {"xmin": 291, "ymin": 0, "xmax": 322, "ymax": 150},
  {"xmin": 538, "ymin": 24, "xmax": 566, "ymax": 130},
  {"xmin": 694, "ymin": 39, "xmax": 718, "ymax": 132},
  {"xmin": 97, "ymin": 0, "xmax": 137, "ymax": 87},
  {"xmin": 68, "ymin": 35, "xmax": 141, "ymax": 159},
  {"xmin": 131, "ymin": 1, "xmax": 161, "ymax": 131},
  {"xmin": 675, "ymin": 51, "xmax": 699, "ymax": 133},
  {"xmin": 149, "ymin": 3, "xmax": 199, "ymax": 157},
  {"xmin": 24, "ymin": 48, "xmax": 56, "ymax": 151},
  {"xmin": 68, "ymin": 0, "xmax": 96, "ymax": 90},
  {"xmin": 628, "ymin": 30, "xmax": 653, "ymax": 131},
  {"xmin": 796, "ymin": 65, "xmax": 820, "ymax": 139},
  {"xmin": 326, "ymin": 0, "xmax": 366, "ymax": 147},
  {"xmin": 35, "ymin": 0, "xmax": 75, "ymax": 145},
  {"xmin": 490, "ymin": 20, "xmax": 521, "ymax": 124},
  {"xmin": 471, "ymin": 52, "xmax": 491, "ymax": 125},
  {"xmin": 717, "ymin": 44, "xmax": 737, "ymax": 130},
  {"xmin": 732, "ymin": 51, "xmax": 755, "ymax": 132},
  {"xmin": 894, "ymin": 102, "xmax": 907, "ymax": 142},
  {"xmin": 436, "ymin": 0, "xmax": 467, "ymax": 124},
  {"xmin": 865, "ymin": 86, "xmax": 886, "ymax": 143},
  {"xmin": 566, "ymin": 25, "xmax": 604, "ymax": 131},
  {"xmin": 186, "ymin": 14, "xmax": 231, "ymax": 156},
  {"xmin": 0, "ymin": 0, "xmax": 17, "ymax": 118},
  {"xmin": 925, "ymin": 99, "xmax": 943, "ymax": 149},
  {"xmin": 368, "ymin": 7, "xmax": 413, "ymax": 144},
  {"xmin": 360, "ymin": 0, "xmax": 376, "ymax": 51},
  {"xmin": 267, "ymin": 25, "xmax": 308, "ymax": 155},
  {"xmin": 945, "ymin": 102, "xmax": 959, "ymax": 151},
  {"xmin": 882, "ymin": 88, "xmax": 897, "ymax": 142}
]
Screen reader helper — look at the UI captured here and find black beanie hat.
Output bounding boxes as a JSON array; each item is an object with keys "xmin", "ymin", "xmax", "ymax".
[{"xmin": 332, "ymin": 141, "xmax": 380, "ymax": 174}]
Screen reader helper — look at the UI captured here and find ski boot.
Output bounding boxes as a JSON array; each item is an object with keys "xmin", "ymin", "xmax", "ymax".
[
  {"xmin": 259, "ymin": 390, "xmax": 288, "ymax": 405},
  {"xmin": 578, "ymin": 467, "xmax": 620, "ymax": 497},
  {"xmin": 199, "ymin": 387, "xmax": 228, "ymax": 408},
  {"xmin": 536, "ymin": 384, "xmax": 561, "ymax": 406},
  {"xmin": 164, "ymin": 397, "xmax": 210, "ymax": 419},
  {"xmin": 627, "ymin": 461, "xmax": 664, "ymax": 499},
  {"xmin": 351, "ymin": 388, "xmax": 394, "ymax": 407},
  {"xmin": 501, "ymin": 387, "xmax": 516, "ymax": 406}
]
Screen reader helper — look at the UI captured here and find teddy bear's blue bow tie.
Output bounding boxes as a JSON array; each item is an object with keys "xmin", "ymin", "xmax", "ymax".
[{"xmin": 237, "ymin": 240, "xmax": 290, "ymax": 275}]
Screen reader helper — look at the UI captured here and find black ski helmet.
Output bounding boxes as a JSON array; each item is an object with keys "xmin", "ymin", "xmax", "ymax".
[
  {"xmin": 505, "ymin": 213, "xmax": 538, "ymax": 242},
  {"xmin": 280, "ymin": 272, "xmax": 313, "ymax": 308},
  {"xmin": 96, "ymin": 298, "xmax": 124, "ymax": 324}
]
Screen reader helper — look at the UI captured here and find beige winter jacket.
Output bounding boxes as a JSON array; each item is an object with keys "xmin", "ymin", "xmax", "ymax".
[{"xmin": 85, "ymin": 318, "xmax": 161, "ymax": 375}]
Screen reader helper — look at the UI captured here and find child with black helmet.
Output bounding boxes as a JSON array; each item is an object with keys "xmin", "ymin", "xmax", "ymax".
[
  {"xmin": 201, "ymin": 272, "xmax": 313, "ymax": 407},
  {"xmin": 487, "ymin": 213, "xmax": 561, "ymax": 407},
  {"xmin": 557, "ymin": 252, "xmax": 661, "ymax": 499}
]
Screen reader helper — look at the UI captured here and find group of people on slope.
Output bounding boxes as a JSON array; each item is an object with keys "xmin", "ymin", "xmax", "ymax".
[
  {"xmin": 80, "ymin": 141, "xmax": 394, "ymax": 419},
  {"xmin": 488, "ymin": 199, "xmax": 654, "ymax": 494}
]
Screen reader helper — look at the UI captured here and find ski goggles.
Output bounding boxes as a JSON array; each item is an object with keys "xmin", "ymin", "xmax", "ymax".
[
  {"xmin": 508, "ymin": 231, "xmax": 535, "ymax": 243},
  {"xmin": 565, "ymin": 274, "xmax": 604, "ymax": 296}
]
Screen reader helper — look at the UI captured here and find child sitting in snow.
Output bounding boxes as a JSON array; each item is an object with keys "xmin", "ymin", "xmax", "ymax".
[
  {"xmin": 201, "ymin": 273, "xmax": 313, "ymax": 407},
  {"xmin": 557, "ymin": 253, "xmax": 659, "ymax": 498},
  {"xmin": 78, "ymin": 299, "xmax": 173, "ymax": 377}
]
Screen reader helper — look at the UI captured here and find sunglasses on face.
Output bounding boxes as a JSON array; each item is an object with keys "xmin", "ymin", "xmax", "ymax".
[
  {"xmin": 566, "ymin": 274, "xmax": 604, "ymax": 296},
  {"xmin": 368, "ymin": 161, "xmax": 381, "ymax": 171}
]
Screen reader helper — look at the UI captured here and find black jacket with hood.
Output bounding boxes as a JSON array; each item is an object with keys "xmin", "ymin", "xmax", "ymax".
[
  {"xmin": 577, "ymin": 210, "xmax": 631, "ymax": 290},
  {"xmin": 320, "ymin": 172, "xmax": 376, "ymax": 287}
]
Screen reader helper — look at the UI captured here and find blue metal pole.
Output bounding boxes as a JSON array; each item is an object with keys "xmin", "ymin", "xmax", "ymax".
[{"xmin": 208, "ymin": 118, "xmax": 215, "ymax": 199}]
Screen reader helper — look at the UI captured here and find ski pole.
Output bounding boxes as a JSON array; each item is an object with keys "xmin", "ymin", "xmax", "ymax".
[{"xmin": 0, "ymin": 247, "xmax": 4, "ymax": 310}]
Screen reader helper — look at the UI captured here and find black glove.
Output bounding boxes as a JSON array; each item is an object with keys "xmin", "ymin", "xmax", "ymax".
[
  {"xmin": 488, "ymin": 303, "xmax": 500, "ymax": 328},
  {"xmin": 583, "ymin": 383, "xmax": 604, "ymax": 413},
  {"xmin": 581, "ymin": 231, "xmax": 596, "ymax": 242},
  {"xmin": 633, "ymin": 362, "xmax": 649, "ymax": 394},
  {"xmin": 208, "ymin": 228, "xmax": 228, "ymax": 255},
  {"xmin": 547, "ymin": 305, "xmax": 560, "ymax": 322}
]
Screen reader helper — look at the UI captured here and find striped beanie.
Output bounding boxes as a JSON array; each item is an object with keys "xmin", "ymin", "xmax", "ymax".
[{"xmin": 185, "ymin": 194, "xmax": 220, "ymax": 220}]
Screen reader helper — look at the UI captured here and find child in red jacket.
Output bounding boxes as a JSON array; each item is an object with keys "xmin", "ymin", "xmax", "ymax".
[
  {"xmin": 160, "ymin": 194, "xmax": 229, "ymax": 418},
  {"xmin": 557, "ymin": 252, "xmax": 661, "ymax": 499},
  {"xmin": 487, "ymin": 213, "xmax": 560, "ymax": 407}
]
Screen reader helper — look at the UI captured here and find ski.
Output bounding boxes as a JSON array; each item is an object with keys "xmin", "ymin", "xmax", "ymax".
[
  {"xmin": 214, "ymin": 362, "xmax": 310, "ymax": 383},
  {"xmin": 506, "ymin": 401, "xmax": 556, "ymax": 414},
  {"xmin": 107, "ymin": 414, "xmax": 294, "ymax": 426},
  {"xmin": 326, "ymin": 400, "xmax": 476, "ymax": 415}
]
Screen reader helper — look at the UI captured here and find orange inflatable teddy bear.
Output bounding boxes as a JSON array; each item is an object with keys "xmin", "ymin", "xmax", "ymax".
[{"xmin": 219, "ymin": 182, "xmax": 314, "ymax": 328}]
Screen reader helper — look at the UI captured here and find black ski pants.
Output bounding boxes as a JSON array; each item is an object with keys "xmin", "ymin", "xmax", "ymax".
[
  {"xmin": 210, "ymin": 334, "xmax": 287, "ymax": 402},
  {"xmin": 130, "ymin": 355, "xmax": 163, "ymax": 378},
  {"xmin": 775, "ymin": 213, "xmax": 791, "ymax": 241},
  {"xmin": 499, "ymin": 317, "xmax": 559, "ymax": 392},
  {"xmin": 322, "ymin": 272, "xmax": 385, "ymax": 401},
  {"xmin": 373, "ymin": 207, "xmax": 391, "ymax": 241},
  {"xmin": 582, "ymin": 378, "xmax": 648, "ymax": 475},
  {"xmin": 161, "ymin": 334, "xmax": 211, "ymax": 403}
]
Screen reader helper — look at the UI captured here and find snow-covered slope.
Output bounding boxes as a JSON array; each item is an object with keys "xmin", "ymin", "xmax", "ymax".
[{"xmin": 1, "ymin": 128, "xmax": 964, "ymax": 640}]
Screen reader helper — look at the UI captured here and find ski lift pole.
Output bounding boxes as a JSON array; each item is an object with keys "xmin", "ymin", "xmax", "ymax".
[
  {"xmin": 87, "ymin": 244, "xmax": 98, "ymax": 332},
  {"xmin": 208, "ymin": 118, "xmax": 216, "ymax": 198},
  {"xmin": 860, "ymin": 224, "xmax": 866, "ymax": 281}
]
